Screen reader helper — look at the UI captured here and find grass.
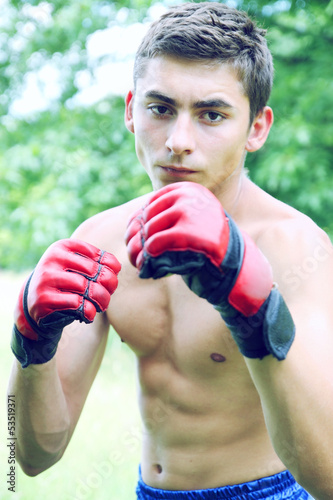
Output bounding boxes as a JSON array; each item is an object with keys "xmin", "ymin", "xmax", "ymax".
[{"xmin": 0, "ymin": 271, "xmax": 141, "ymax": 499}]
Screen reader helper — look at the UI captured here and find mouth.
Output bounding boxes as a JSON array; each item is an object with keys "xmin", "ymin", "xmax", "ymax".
[{"xmin": 158, "ymin": 165, "xmax": 198, "ymax": 177}]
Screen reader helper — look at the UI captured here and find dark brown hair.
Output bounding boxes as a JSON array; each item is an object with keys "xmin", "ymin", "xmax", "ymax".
[{"xmin": 133, "ymin": 2, "xmax": 273, "ymax": 124}]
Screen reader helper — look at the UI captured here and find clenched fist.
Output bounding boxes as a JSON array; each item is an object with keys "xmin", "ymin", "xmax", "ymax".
[
  {"xmin": 126, "ymin": 182, "xmax": 295, "ymax": 360},
  {"xmin": 11, "ymin": 239, "xmax": 121, "ymax": 368}
]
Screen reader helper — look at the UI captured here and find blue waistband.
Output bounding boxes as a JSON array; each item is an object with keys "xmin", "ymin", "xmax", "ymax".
[{"xmin": 136, "ymin": 468, "xmax": 312, "ymax": 499}]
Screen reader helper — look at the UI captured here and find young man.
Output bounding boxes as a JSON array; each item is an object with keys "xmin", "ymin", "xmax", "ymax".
[{"xmin": 8, "ymin": 3, "xmax": 333, "ymax": 499}]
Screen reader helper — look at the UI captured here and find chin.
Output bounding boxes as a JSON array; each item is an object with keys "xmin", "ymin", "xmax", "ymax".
[{"xmin": 151, "ymin": 179, "xmax": 177, "ymax": 190}]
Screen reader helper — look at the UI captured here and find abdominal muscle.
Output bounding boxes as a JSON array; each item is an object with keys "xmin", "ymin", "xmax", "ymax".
[
  {"xmin": 137, "ymin": 353, "xmax": 286, "ymax": 491},
  {"xmin": 109, "ymin": 270, "xmax": 286, "ymax": 491}
]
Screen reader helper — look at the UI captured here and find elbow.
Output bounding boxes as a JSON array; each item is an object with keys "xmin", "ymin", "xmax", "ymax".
[
  {"xmin": 17, "ymin": 433, "xmax": 68, "ymax": 477},
  {"xmin": 276, "ymin": 452, "xmax": 307, "ymax": 487},
  {"xmin": 20, "ymin": 463, "xmax": 46, "ymax": 477},
  {"xmin": 292, "ymin": 471, "xmax": 333, "ymax": 500},
  {"xmin": 282, "ymin": 460, "xmax": 333, "ymax": 499},
  {"xmin": 19, "ymin": 448, "xmax": 65, "ymax": 477}
]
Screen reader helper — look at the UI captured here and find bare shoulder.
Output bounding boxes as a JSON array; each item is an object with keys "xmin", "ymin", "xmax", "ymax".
[
  {"xmin": 71, "ymin": 192, "xmax": 152, "ymax": 256},
  {"xmin": 256, "ymin": 194, "xmax": 331, "ymax": 269},
  {"xmin": 243, "ymin": 182, "xmax": 331, "ymax": 262},
  {"xmin": 245, "ymin": 184, "xmax": 333, "ymax": 299}
]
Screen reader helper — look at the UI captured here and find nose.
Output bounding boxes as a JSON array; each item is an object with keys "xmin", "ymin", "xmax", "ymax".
[{"xmin": 165, "ymin": 114, "xmax": 196, "ymax": 156}]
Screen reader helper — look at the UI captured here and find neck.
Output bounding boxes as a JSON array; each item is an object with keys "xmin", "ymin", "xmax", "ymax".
[{"xmin": 211, "ymin": 167, "xmax": 249, "ymax": 219}]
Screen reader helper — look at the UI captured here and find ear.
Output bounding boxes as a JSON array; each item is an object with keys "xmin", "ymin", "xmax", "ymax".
[
  {"xmin": 125, "ymin": 90, "xmax": 135, "ymax": 134},
  {"xmin": 245, "ymin": 106, "xmax": 274, "ymax": 152}
]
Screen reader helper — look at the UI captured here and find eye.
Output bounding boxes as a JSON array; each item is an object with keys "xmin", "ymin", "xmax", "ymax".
[
  {"xmin": 149, "ymin": 105, "xmax": 172, "ymax": 117},
  {"xmin": 202, "ymin": 111, "xmax": 225, "ymax": 123}
]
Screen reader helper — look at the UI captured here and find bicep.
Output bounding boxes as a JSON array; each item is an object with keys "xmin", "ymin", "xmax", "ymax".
[{"xmin": 55, "ymin": 312, "xmax": 110, "ymax": 432}]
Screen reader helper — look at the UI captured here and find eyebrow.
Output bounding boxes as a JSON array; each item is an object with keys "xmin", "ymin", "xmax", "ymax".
[
  {"xmin": 144, "ymin": 91, "xmax": 177, "ymax": 107},
  {"xmin": 193, "ymin": 98, "xmax": 234, "ymax": 110},
  {"xmin": 144, "ymin": 91, "xmax": 234, "ymax": 110}
]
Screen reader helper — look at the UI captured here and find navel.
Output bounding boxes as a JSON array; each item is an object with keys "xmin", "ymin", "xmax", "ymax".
[
  {"xmin": 153, "ymin": 464, "xmax": 163, "ymax": 474},
  {"xmin": 210, "ymin": 352, "xmax": 226, "ymax": 363}
]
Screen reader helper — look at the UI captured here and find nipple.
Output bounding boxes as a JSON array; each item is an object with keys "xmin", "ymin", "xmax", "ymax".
[{"xmin": 210, "ymin": 352, "xmax": 226, "ymax": 363}]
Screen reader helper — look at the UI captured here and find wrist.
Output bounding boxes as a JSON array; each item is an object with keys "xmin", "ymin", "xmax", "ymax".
[
  {"xmin": 12, "ymin": 273, "xmax": 63, "ymax": 368},
  {"xmin": 11, "ymin": 324, "xmax": 62, "ymax": 368},
  {"xmin": 184, "ymin": 215, "xmax": 295, "ymax": 361},
  {"xmin": 217, "ymin": 285, "xmax": 295, "ymax": 361}
]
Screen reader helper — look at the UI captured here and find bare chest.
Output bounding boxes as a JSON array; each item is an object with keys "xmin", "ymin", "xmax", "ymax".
[{"xmin": 107, "ymin": 264, "xmax": 242, "ymax": 377}]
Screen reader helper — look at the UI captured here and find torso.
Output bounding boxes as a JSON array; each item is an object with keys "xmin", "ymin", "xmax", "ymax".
[{"xmin": 79, "ymin": 177, "xmax": 313, "ymax": 489}]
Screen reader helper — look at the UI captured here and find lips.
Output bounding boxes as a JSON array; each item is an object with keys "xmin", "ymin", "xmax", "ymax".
[{"xmin": 159, "ymin": 165, "xmax": 197, "ymax": 176}]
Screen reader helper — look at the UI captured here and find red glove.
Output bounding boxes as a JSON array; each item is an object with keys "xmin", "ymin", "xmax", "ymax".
[
  {"xmin": 126, "ymin": 182, "xmax": 295, "ymax": 360},
  {"xmin": 11, "ymin": 239, "xmax": 121, "ymax": 368}
]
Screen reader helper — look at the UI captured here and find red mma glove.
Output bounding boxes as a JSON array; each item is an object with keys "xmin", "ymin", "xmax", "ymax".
[
  {"xmin": 11, "ymin": 239, "xmax": 121, "ymax": 368},
  {"xmin": 126, "ymin": 182, "xmax": 295, "ymax": 360}
]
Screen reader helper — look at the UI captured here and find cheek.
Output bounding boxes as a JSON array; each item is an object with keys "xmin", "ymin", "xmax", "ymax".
[
  {"xmin": 134, "ymin": 125, "xmax": 157, "ymax": 168},
  {"xmin": 135, "ymin": 119, "xmax": 165, "ymax": 161},
  {"xmin": 213, "ymin": 126, "xmax": 248, "ymax": 160},
  {"xmin": 204, "ymin": 133, "xmax": 248, "ymax": 179}
]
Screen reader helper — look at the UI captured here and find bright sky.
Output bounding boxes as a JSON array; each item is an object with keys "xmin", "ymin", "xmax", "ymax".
[{"xmin": 8, "ymin": 3, "xmax": 168, "ymax": 118}]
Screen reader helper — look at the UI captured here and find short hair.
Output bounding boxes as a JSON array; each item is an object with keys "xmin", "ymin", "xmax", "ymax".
[{"xmin": 133, "ymin": 2, "xmax": 273, "ymax": 124}]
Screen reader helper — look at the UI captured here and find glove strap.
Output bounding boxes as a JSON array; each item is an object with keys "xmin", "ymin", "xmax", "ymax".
[
  {"xmin": 216, "ymin": 285, "xmax": 295, "ymax": 361},
  {"xmin": 11, "ymin": 325, "xmax": 61, "ymax": 368},
  {"xmin": 185, "ymin": 215, "xmax": 295, "ymax": 361},
  {"xmin": 11, "ymin": 273, "xmax": 62, "ymax": 368}
]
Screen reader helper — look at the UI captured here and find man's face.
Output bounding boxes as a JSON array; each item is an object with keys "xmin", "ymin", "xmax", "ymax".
[{"xmin": 125, "ymin": 56, "xmax": 263, "ymax": 193}]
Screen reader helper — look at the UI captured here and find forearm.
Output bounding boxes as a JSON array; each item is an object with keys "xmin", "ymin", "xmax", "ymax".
[
  {"xmin": 7, "ymin": 358, "xmax": 71, "ymax": 476},
  {"xmin": 245, "ymin": 346, "xmax": 333, "ymax": 499}
]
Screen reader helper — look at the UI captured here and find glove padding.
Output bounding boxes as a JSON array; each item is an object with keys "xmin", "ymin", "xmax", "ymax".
[
  {"xmin": 125, "ymin": 182, "xmax": 295, "ymax": 360},
  {"xmin": 11, "ymin": 239, "xmax": 121, "ymax": 368}
]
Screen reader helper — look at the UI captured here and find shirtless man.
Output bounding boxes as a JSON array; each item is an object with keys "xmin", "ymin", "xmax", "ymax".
[{"xmin": 8, "ymin": 3, "xmax": 333, "ymax": 499}]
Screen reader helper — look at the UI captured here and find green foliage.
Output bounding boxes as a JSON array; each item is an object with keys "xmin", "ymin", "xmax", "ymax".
[
  {"xmin": 0, "ymin": 0, "xmax": 154, "ymax": 269},
  {"xmin": 0, "ymin": 97, "xmax": 151, "ymax": 269},
  {"xmin": 0, "ymin": 0, "xmax": 332, "ymax": 269},
  {"xmin": 245, "ymin": 0, "xmax": 333, "ymax": 234}
]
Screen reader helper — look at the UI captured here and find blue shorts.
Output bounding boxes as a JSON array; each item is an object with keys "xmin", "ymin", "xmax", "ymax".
[{"xmin": 136, "ymin": 468, "xmax": 314, "ymax": 499}]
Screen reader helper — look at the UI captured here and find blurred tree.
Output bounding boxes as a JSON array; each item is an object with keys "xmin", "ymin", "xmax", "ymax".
[
  {"xmin": 0, "ymin": 98, "xmax": 150, "ymax": 268},
  {"xmin": 244, "ymin": 0, "xmax": 333, "ymax": 235},
  {"xmin": 0, "ymin": 0, "xmax": 332, "ymax": 269},
  {"xmin": 0, "ymin": 0, "xmax": 154, "ymax": 268}
]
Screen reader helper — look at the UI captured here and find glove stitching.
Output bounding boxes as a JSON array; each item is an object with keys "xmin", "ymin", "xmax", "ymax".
[{"xmin": 89, "ymin": 249, "xmax": 105, "ymax": 283}]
